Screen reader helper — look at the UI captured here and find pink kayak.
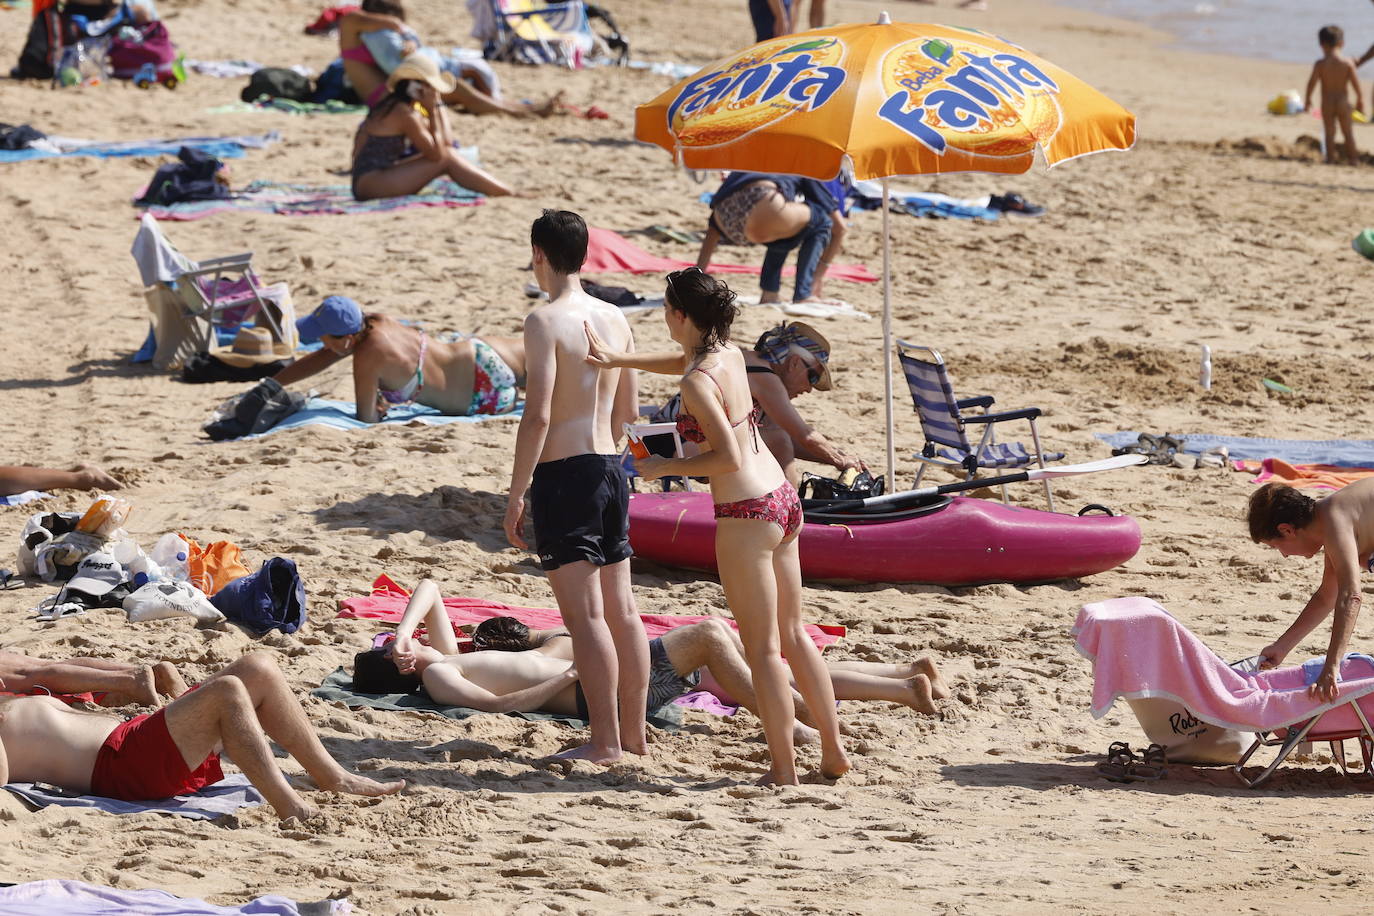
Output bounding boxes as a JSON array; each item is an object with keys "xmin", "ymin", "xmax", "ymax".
[{"xmin": 627, "ymin": 492, "xmax": 1141, "ymax": 585}]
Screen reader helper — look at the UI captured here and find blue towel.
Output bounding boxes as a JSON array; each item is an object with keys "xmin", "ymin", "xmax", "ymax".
[
  {"xmin": 0, "ymin": 880, "xmax": 345, "ymax": 915},
  {"xmin": 3, "ymin": 773, "xmax": 263, "ymax": 820},
  {"xmin": 1096, "ymin": 432, "xmax": 1374, "ymax": 467},
  {"xmin": 1301, "ymin": 653, "xmax": 1374, "ymax": 685},
  {"xmin": 238, "ymin": 397, "xmax": 522, "ymax": 439},
  {"xmin": 0, "ymin": 490, "xmax": 48, "ymax": 506},
  {"xmin": 0, "ymin": 132, "xmax": 280, "ymax": 163}
]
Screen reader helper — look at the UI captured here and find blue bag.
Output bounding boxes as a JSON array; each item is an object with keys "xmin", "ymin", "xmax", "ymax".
[{"xmin": 209, "ymin": 556, "xmax": 306, "ymax": 634}]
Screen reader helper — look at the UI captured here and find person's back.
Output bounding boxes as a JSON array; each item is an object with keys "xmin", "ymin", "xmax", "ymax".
[
  {"xmin": 1305, "ymin": 25, "xmax": 1363, "ymax": 165},
  {"xmin": 534, "ymin": 291, "xmax": 633, "ymax": 461}
]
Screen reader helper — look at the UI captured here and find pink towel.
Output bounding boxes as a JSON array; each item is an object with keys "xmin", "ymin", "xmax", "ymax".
[
  {"xmin": 582, "ymin": 227, "xmax": 878, "ymax": 284},
  {"xmin": 1072, "ymin": 597, "xmax": 1374, "ymax": 733}
]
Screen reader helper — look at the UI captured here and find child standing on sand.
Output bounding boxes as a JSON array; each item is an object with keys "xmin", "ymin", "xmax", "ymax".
[{"xmin": 1305, "ymin": 25, "xmax": 1364, "ymax": 165}]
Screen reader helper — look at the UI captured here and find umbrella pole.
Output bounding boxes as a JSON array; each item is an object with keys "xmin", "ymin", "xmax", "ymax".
[{"xmin": 881, "ymin": 175, "xmax": 896, "ymax": 489}]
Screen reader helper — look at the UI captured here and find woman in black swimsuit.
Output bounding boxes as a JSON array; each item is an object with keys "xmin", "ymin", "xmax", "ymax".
[{"xmin": 350, "ymin": 53, "xmax": 515, "ymax": 201}]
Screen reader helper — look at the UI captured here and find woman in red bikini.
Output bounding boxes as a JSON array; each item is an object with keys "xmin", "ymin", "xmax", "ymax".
[{"xmin": 584, "ymin": 267, "xmax": 849, "ymax": 785}]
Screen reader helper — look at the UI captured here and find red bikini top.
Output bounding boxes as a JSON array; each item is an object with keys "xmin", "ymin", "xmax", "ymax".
[{"xmin": 675, "ymin": 367, "xmax": 758, "ymax": 444}]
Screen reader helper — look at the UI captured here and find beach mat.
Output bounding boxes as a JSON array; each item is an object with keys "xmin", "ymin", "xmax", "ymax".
[
  {"xmin": 0, "ymin": 132, "xmax": 279, "ymax": 164},
  {"xmin": 1096, "ymin": 432, "xmax": 1374, "ymax": 467},
  {"xmin": 0, "ymin": 490, "xmax": 49, "ymax": 506},
  {"xmin": 582, "ymin": 227, "xmax": 878, "ymax": 284},
  {"xmin": 139, "ymin": 178, "xmax": 484, "ymax": 221},
  {"xmin": 0, "ymin": 880, "xmax": 346, "ymax": 915},
  {"xmin": 3, "ymin": 773, "xmax": 263, "ymax": 821},
  {"xmin": 312, "ymin": 667, "xmax": 683, "ymax": 731},
  {"xmin": 340, "ymin": 580, "xmax": 846, "ymax": 648},
  {"xmin": 1235, "ymin": 458, "xmax": 1374, "ymax": 491},
  {"xmin": 228, "ymin": 397, "xmax": 522, "ymax": 440}
]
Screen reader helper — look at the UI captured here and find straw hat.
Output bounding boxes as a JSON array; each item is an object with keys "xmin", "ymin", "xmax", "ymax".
[
  {"xmin": 386, "ymin": 53, "xmax": 457, "ymax": 95},
  {"xmin": 213, "ymin": 326, "xmax": 292, "ymax": 367}
]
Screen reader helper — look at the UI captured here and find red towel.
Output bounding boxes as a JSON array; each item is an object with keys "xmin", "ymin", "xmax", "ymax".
[
  {"xmin": 339, "ymin": 575, "xmax": 845, "ymax": 647},
  {"xmin": 582, "ymin": 227, "xmax": 877, "ymax": 284}
]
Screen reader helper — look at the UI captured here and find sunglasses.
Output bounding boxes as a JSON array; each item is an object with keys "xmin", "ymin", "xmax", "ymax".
[{"xmin": 665, "ymin": 266, "xmax": 705, "ymax": 304}]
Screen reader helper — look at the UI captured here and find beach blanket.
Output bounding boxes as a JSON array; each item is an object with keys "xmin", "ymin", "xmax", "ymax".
[
  {"xmin": 225, "ymin": 397, "xmax": 521, "ymax": 440},
  {"xmin": 1095, "ymin": 432, "xmax": 1374, "ymax": 468},
  {"xmin": 207, "ymin": 99, "xmax": 368, "ymax": 116},
  {"xmin": 850, "ymin": 181, "xmax": 1000, "ymax": 220},
  {"xmin": 339, "ymin": 579, "xmax": 846, "ymax": 647},
  {"xmin": 1072, "ymin": 596, "xmax": 1374, "ymax": 730},
  {"xmin": 0, "ymin": 880, "xmax": 347, "ymax": 915},
  {"xmin": 0, "ymin": 490, "xmax": 48, "ymax": 506},
  {"xmin": 138, "ymin": 178, "xmax": 484, "ymax": 221},
  {"xmin": 1235, "ymin": 458, "xmax": 1374, "ymax": 491},
  {"xmin": 582, "ymin": 227, "xmax": 878, "ymax": 284},
  {"xmin": 312, "ymin": 667, "xmax": 683, "ymax": 730},
  {"xmin": 0, "ymin": 132, "xmax": 280, "ymax": 164},
  {"xmin": 3, "ymin": 773, "xmax": 264, "ymax": 821}
]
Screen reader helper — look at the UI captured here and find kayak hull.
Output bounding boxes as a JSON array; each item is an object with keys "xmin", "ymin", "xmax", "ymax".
[{"xmin": 627, "ymin": 493, "xmax": 1141, "ymax": 585}]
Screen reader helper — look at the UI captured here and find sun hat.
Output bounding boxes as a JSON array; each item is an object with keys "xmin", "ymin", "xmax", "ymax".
[
  {"xmin": 386, "ymin": 52, "xmax": 457, "ymax": 95},
  {"xmin": 296, "ymin": 295, "xmax": 365, "ymax": 342},
  {"xmin": 1352, "ymin": 228, "xmax": 1374, "ymax": 261},
  {"xmin": 754, "ymin": 321, "xmax": 833, "ymax": 390},
  {"xmin": 212, "ymin": 326, "xmax": 292, "ymax": 367}
]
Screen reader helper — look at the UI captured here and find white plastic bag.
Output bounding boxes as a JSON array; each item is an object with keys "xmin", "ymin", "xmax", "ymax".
[{"xmin": 124, "ymin": 580, "xmax": 224, "ymax": 625}]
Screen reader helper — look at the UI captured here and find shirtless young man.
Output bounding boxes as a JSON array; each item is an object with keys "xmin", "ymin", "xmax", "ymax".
[
  {"xmin": 354, "ymin": 580, "xmax": 950, "ymax": 741},
  {"xmin": 1305, "ymin": 25, "xmax": 1364, "ymax": 165},
  {"xmin": 0, "ymin": 653, "xmax": 403, "ymax": 820},
  {"xmin": 504, "ymin": 210, "xmax": 646, "ymax": 764},
  {"xmin": 1248, "ymin": 480, "xmax": 1374, "ymax": 700},
  {"xmin": 0, "ymin": 650, "xmax": 188, "ymax": 707}
]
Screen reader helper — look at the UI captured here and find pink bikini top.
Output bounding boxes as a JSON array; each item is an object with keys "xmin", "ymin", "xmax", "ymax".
[{"xmin": 675, "ymin": 368, "xmax": 758, "ymax": 444}]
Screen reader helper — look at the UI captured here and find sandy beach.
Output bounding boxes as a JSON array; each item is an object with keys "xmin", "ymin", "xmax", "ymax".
[{"xmin": 3, "ymin": 0, "xmax": 1374, "ymax": 911}]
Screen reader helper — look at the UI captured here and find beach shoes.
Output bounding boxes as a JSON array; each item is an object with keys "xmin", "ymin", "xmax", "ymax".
[
  {"xmin": 1095, "ymin": 741, "xmax": 1168, "ymax": 783},
  {"xmin": 1111, "ymin": 433, "xmax": 1181, "ymax": 465},
  {"xmin": 988, "ymin": 192, "xmax": 1046, "ymax": 216},
  {"xmin": 1197, "ymin": 446, "xmax": 1229, "ymax": 470},
  {"xmin": 1353, "ymin": 228, "xmax": 1374, "ymax": 262}
]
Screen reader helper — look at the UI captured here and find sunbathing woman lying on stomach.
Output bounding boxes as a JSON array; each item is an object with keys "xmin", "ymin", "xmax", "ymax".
[
  {"xmin": 352, "ymin": 579, "xmax": 950, "ymax": 744},
  {"xmin": 350, "ymin": 54, "xmax": 516, "ymax": 201},
  {"xmin": 274, "ymin": 295, "xmax": 525, "ymax": 423}
]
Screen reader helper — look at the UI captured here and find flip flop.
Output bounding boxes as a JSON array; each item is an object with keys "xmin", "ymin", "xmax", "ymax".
[{"xmin": 1094, "ymin": 741, "xmax": 1137, "ymax": 782}]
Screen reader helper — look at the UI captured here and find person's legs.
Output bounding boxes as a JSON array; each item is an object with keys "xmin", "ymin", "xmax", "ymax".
[
  {"xmin": 152, "ymin": 661, "xmax": 189, "ymax": 699},
  {"xmin": 598, "ymin": 559, "xmax": 649, "ymax": 754},
  {"xmin": 715, "ymin": 518, "xmax": 799, "ymax": 784},
  {"xmin": 0, "ymin": 465, "xmax": 119, "ymax": 497},
  {"xmin": 824, "ymin": 667, "xmax": 942, "ymax": 714},
  {"xmin": 772, "ymin": 534, "xmax": 849, "ymax": 779},
  {"xmin": 355, "ymin": 151, "xmax": 514, "ymax": 200},
  {"xmin": 825, "ymin": 657, "xmax": 950, "ymax": 699},
  {"xmin": 0, "ymin": 653, "xmax": 158, "ymax": 706},
  {"xmin": 790, "ymin": 207, "xmax": 832, "ymax": 301},
  {"xmin": 759, "ymin": 242, "xmax": 789, "ymax": 303},
  {"xmin": 1338, "ymin": 105, "xmax": 1359, "ymax": 165},
  {"xmin": 546, "ymin": 561, "xmax": 623, "ymax": 763},
  {"xmin": 1322, "ymin": 107, "xmax": 1339, "ymax": 163}
]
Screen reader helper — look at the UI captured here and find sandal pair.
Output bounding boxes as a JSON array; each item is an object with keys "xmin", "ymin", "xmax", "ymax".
[
  {"xmin": 1111, "ymin": 433, "xmax": 1183, "ymax": 466},
  {"xmin": 1095, "ymin": 741, "xmax": 1168, "ymax": 783}
]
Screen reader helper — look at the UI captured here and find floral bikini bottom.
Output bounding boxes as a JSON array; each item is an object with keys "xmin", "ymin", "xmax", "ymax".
[
  {"xmin": 469, "ymin": 337, "xmax": 519, "ymax": 415},
  {"xmin": 713, "ymin": 480, "xmax": 803, "ymax": 539}
]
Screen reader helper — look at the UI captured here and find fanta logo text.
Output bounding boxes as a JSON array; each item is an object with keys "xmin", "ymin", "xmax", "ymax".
[
  {"xmin": 669, "ymin": 53, "xmax": 845, "ymax": 126},
  {"xmin": 879, "ymin": 51, "xmax": 1059, "ymax": 153}
]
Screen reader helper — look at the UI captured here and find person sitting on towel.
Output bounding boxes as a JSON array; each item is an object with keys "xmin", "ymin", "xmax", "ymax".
[
  {"xmin": 352, "ymin": 580, "xmax": 950, "ymax": 739},
  {"xmin": 0, "ymin": 650, "xmax": 187, "ymax": 707},
  {"xmin": 1249, "ymin": 479, "xmax": 1374, "ymax": 700},
  {"xmin": 695, "ymin": 172, "xmax": 847, "ymax": 304},
  {"xmin": 0, "ymin": 652, "xmax": 403, "ymax": 820},
  {"xmin": 273, "ymin": 295, "xmax": 525, "ymax": 422},
  {"xmin": 349, "ymin": 54, "xmax": 516, "ymax": 200},
  {"xmin": 0, "ymin": 464, "xmax": 121, "ymax": 498}
]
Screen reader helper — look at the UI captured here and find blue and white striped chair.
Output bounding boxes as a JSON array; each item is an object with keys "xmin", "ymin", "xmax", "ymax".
[{"xmin": 897, "ymin": 341, "xmax": 1064, "ymax": 509}]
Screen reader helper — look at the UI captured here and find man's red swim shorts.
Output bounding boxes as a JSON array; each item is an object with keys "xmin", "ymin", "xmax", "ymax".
[{"xmin": 89, "ymin": 707, "xmax": 224, "ymax": 800}]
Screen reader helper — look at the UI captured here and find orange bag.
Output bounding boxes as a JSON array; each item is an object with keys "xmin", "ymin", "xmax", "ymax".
[{"xmin": 179, "ymin": 534, "xmax": 250, "ymax": 596}]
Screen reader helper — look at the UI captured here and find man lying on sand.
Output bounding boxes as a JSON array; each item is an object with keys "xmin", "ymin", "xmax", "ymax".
[
  {"xmin": 352, "ymin": 579, "xmax": 949, "ymax": 742},
  {"xmin": 0, "ymin": 650, "xmax": 188, "ymax": 706},
  {"xmin": 0, "ymin": 652, "xmax": 403, "ymax": 820}
]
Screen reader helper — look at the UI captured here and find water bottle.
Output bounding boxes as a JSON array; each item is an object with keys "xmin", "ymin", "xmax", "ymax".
[
  {"xmin": 126, "ymin": 554, "xmax": 164, "ymax": 588},
  {"xmin": 150, "ymin": 533, "xmax": 190, "ymax": 582},
  {"xmin": 1199, "ymin": 344, "xmax": 1212, "ymax": 390}
]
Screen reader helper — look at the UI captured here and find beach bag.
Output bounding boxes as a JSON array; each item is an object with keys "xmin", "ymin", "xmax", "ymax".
[
  {"xmin": 209, "ymin": 556, "xmax": 306, "ymax": 634},
  {"xmin": 135, "ymin": 146, "xmax": 228, "ymax": 207},
  {"xmin": 16, "ymin": 511, "xmax": 81, "ymax": 579},
  {"xmin": 798, "ymin": 470, "xmax": 885, "ymax": 501},
  {"xmin": 1125, "ymin": 696, "xmax": 1249, "ymax": 765},
  {"xmin": 107, "ymin": 19, "xmax": 175, "ymax": 78},
  {"xmin": 240, "ymin": 66, "xmax": 312, "ymax": 103},
  {"xmin": 311, "ymin": 58, "xmax": 360, "ymax": 105},
  {"xmin": 179, "ymin": 535, "xmax": 250, "ymax": 597}
]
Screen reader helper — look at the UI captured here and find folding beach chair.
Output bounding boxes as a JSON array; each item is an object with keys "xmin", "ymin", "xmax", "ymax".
[
  {"xmin": 130, "ymin": 213, "xmax": 290, "ymax": 370},
  {"xmin": 470, "ymin": 0, "xmax": 599, "ymax": 67},
  {"xmin": 897, "ymin": 341, "xmax": 1064, "ymax": 510}
]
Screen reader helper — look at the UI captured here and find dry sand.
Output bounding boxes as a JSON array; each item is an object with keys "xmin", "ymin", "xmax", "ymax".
[{"xmin": 2, "ymin": 0, "xmax": 1374, "ymax": 912}]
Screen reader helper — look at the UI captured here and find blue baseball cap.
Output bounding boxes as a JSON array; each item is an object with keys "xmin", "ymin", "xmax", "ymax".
[{"xmin": 297, "ymin": 295, "xmax": 364, "ymax": 342}]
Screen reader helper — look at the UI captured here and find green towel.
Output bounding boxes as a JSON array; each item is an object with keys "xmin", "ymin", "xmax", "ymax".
[{"xmin": 311, "ymin": 667, "xmax": 683, "ymax": 730}]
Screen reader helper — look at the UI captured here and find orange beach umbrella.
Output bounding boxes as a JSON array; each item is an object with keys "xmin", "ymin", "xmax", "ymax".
[{"xmin": 635, "ymin": 13, "xmax": 1136, "ymax": 488}]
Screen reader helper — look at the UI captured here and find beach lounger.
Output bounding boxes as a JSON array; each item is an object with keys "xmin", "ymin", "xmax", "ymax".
[
  {"xmin": 1074, "ymin": 596, "xmax": 1374, "ymax": 788},
  {"xmin": 897, "ymin": 341, "xmax": 1064, "ymax": 509},
  {"xmin": 130, "ymin": 213, "xmax": 289, "ymax": 370},
  {"xmin": 470, "ymin": 0, "xmax": 596, "ymax": 67}
]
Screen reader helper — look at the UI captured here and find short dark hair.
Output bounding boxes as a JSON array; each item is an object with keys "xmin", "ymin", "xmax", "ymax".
[
  {"xmin": 1320, "ymin": 25, "xmax": 1343, "ymax": 47},
  {"xmin": 530, "ymin": 210, "xmax": 588, "ymax": 275},
  {"xmin": 666, "ymin": 268, "xmax": 739, "ymax": 353},
  {"xmin": 473, "ymin": 616, "xmax": 533, "ymax": 652},
  {"xmin": 361, "ymin": 0, "xmax": 406, "ymax": 19},
  {"xmin": 351, "ymin": 647, "xmax": 422, "ymax": 694},
  {"xmin": 1246, "ymin": 482, "xmax": 1317, "ymax": 542}
]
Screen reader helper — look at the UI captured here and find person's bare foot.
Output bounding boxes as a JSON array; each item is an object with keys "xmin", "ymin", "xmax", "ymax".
[
  {"xmin": 153, "ymin": 661, "xmax": 189, "ymax": 699},
  {"xmin": 820, "ymin": 748, "xmax": 851, "ymax": 780},
  {"xmin": 72, "ymin": 465, "xmax": 121, "ymax": 491},
  {"xmin": 758, "ymin": 768, "xmax": 799, "ymax": 787},
  {"xmin": 915, "ymin": 658, "xmax": 950, "ymax": 700},
  {"xmin": 278, "ymin": 801, "xmax": 320, "ymax": 822},
  {"xmin": 553, "ymin": 742, "xmax": 622, "ymax": 765},
  {"xmin": 319, "ymin": 771, "xmax": 406, "ymax": 798},
  {"xmin": 904, "ymin": 673, "xmax": 940, "ymax": 715},
  {"xmin": 534, "ymin": 90, "xmax": 566, "ymax": 118},
  {"xmin": 130, "ymin": 666, "xmax": 160, "ymax": 706},
  {"xmin": 793, "ymin": 721, "xmax": 820, "ymax": 745}
]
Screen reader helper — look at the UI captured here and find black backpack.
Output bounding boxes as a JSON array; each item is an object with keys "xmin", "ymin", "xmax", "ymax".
[
  {"xmin": 135, "ymin": 147, "xmax": 228, "ymax": 207},
  {"xmin": 240, "ymin": 66, "xmax": 313, "ymax": 103}
]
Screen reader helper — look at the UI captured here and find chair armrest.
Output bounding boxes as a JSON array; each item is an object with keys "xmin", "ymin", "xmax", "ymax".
[
  {"xmin": 963, "ymin": 407, "xmax": 1042, "ymax": 424},
  {"xmin": 956, "ymin": 395, "xmax": 994, "ymax": 411},
  {"xmin": 184, "ymin": 253, "xmax": 254, "ymax": 274}
]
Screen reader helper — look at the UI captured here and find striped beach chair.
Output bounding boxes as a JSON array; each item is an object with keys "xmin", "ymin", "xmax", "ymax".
[{"xmin": 897, "ymin": 341, "xmax": 1063, "ymax": 509}]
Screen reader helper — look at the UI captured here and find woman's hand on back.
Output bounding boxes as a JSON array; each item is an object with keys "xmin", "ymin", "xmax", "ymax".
[{"xmin": 584, "ymin": 322, "xmax": 623, "ymax": 369}]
